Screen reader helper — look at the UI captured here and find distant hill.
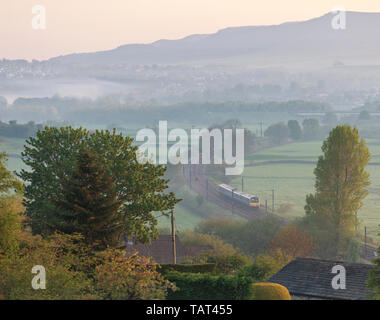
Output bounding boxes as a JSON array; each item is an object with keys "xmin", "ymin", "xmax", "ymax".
[{"xmin": 49, "ymin": 11, "xmax": 380, "ymax": 67}]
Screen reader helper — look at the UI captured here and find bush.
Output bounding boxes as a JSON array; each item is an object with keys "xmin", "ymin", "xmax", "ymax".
[
  {"xmin": 165, "ymin": 273, "xmax": 253, "ymax": 300},
  {"xmin": 237, "ymin": 264, "xmax": 271, "ymax": 282},
  {"xmin": 252, "ymin": 283, "xmax": 291, "ymax": 300},
  {"xmin": 94, "ymin": 250, "xmax": 176, "ymax": 300},
  {"xmin": 179, "ymin": 230, "xmax": 250, "ymax": 274},
  {"xmin": 158, "ymin": 263, "xmax": 216, "ymax": 275}
]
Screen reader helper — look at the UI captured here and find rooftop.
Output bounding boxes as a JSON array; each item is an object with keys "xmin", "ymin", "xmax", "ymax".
[{"xmin": 268, "ymin": 257, "xmax": 376, "ymax": 300}]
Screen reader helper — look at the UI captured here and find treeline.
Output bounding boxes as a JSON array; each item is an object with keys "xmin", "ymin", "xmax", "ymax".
[
  {"xmin": 0, "ymin": 120, "xmax": 42, "ymax": 138},
  {"xmin": 1, "ymin": 94, "xmax": 331, "ymax": 123},
  {"xmin": 264, "ymin": 118, "xmax": 327, "ymax": 143},
  {"xmin": 68, "ymin": 100, "xmax": 331, "ymax": 124}
]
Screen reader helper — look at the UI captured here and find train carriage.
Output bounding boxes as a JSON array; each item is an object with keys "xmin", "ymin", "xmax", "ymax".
[{"xmin": 218, "ymin": 184, "xmax": 260, "ymax": 209}]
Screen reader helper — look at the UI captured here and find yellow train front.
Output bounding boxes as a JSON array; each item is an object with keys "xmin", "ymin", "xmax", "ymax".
[{"xmin": 218, "ymin": 184, "xmax": 260, "ymax": 209}]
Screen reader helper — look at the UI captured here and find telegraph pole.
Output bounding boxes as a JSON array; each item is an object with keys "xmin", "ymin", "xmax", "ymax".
[
  {"xmin": 355, "ymin": 211, "xmax": 358, "ymax": 234},
  {"xmin": 260, "ymin": 121, "xmax": 263, "ymax": 137},
  {"xmin": 265, "ymin": 200, "xmax": 268, "ymax": 215},
  {"xmin": 241, "ymin": 176, "xmax": 244, "ymax": 192},
  {"xmin": 171, "ymin": 208, "xmax": 176, "ymax": 264},
  {"xmin": 231, "ymin": 190, "xmax": 234, "ymax": 214},
  {"xmin": 206, "ymin": 179, "xmax": 209, "ymax": 201},
  {"xmin": 364, "ymin": 226, "xmax": 367, "ymax": 257},
  {"xmin": 272, "ymin": 189, "xmax": 275, "ymax": 212}
]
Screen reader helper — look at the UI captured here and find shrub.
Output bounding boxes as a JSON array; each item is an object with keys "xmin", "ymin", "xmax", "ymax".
[
  {"xmin": 252, "ymin": 283, "xmax": 291, "ymax": 300},
  {"xmin": 237, "ymin": 263, "xmax": 271, "ymax": 282},
  {"xmin": 0, "ymin": 233, "xmax": 94, "ymax": 300},
  {"xmin": 158, "ymin": 263, "xmax": 216, "ymax": 275},
  {"xmin": 94, "ymin": 250, "xmax": 176, "ymax": 300},
  {"xmin": 165, "ymin": 273, "xmax": 253, "ymax": 300},
  {"xmin": 180, "ymin": 230, "xmax": 250, "ymax": 274},
  {"xmin": 269, "ymin": 225, "xmax": 315, "ymax": 260}
]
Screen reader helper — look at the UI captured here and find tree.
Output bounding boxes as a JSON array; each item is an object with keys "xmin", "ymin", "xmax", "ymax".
[
  {"xmin": 19, "ymin": 127, "xmax": 179, "ymax": 243},
  {"xmin": 0, "ymin": 150, "xmax": 23, "ymax": 256},
  {"xmin": 302, "ymin": 118, "xmax": 321, "ymax": 140},
  {"xmin": 305, "ymin": 125, "xmax": 370, "ymax": 258},
  {"xmin": 195, "ymin": 216, "xmax": 282, "ymax": 256},
  {"xmin": 208, "ymin": 119, "xmax": 256, "ymax": 157},
  {"xmin": 264, "ymin": 122, "xmax": 289, "ymax": 144},
  {"xmin": 269, "ymin": 225, "xmax": 315, "ymax": 259},
  {"xmin": 180, "ymin": 230, "xmax": 250, "ymax": 274},
  {"xmin": 94, "ymin": 249, "xmax": 176, "ymax": 300},
  {"xmin": 52, "ymin": 148, "xmax": 124, "ymax": 249},
  {"xmin": 0, "ymin": 152, "xmax": 23, "ymax": 195},
  {"xmin": 287, "ymin": 120, "xmax": 302, "ymax": 140},
  {"xmin": 0, "ymin": 197, "xmax": 23, "ymax": 256}
]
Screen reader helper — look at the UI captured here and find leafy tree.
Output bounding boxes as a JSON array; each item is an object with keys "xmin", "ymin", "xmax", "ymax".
[
  {"xmin": 305, "ymin": 125, "xmax": 370, "ymax": 258},
  {"xmin": 0, "ymin": 196, "xmax": 23, "ymax": 256},
  {"xmin": 94, "ymin": 249, "xmax": 176, "ymax": 300},
  {"xmin": 302, "ymin": 118, "xmax": 321, "ymax": 140},
  {"xmin": 19, "ymin": 126, "xmax": 179, "ymax": 243},
  {"xmin": 269, "ymin": 225, "xmax": 315, "ymax": 259},
  {"xmin": 287, "ymin": 120, "xmax": 302, "ymax": 140},
  {"xmin": 253, "ymin": 249, "xmax": 292, "ymax": 279},
  {"xmin": 180, "ymin": 230, "xmax": 250, "ymax": 274},
  {"xmin": 196, "ymin": 216, "xmax": 282, "ymax": 256},
  {"xmin": 208, "ymin": 119, "xmax": 256, "ymax": 156},
  {"xmin": 0, "ymin": 230, "xmax": 175, "ymax": 300},
  {"xmin": 344, "ymin": 238, "xmax": 360, "ymax": 263},
  {"xmin": 0, "ymin": 152, "xmax": 23, "ymax": 195},
  {"xmin": 0, "ymin": 150, "xmax": 24, "ymax": 256},
  {"xmin": 52, "ymin": 148, "xmax": 125, "ymax": 249},
  {"xmin": 264, "ymin": 122, "xmax": 289, "ymax": 144},
  {"xmin": 0, "ymin": 233, "xmax": 95, "ymax": 300}
]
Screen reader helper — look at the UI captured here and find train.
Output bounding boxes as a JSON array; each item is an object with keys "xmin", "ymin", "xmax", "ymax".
[{"xmin": 218, "ymin": 184, "xmax": 260, "ymax": 209}]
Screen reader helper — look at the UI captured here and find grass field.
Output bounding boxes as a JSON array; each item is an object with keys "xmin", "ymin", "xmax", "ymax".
[
  {"xmin": 230, "ymin": 138, "xmax": 380, "ymax": 241},
  {"xmin": 0, "ymin": 137, "xmax": 27, "ymax": 172}
]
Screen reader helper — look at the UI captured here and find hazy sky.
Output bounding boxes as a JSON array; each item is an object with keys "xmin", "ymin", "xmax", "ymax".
[{"xmin": 2, "ymin": 0, "xmax": 380, "ymax": 60}]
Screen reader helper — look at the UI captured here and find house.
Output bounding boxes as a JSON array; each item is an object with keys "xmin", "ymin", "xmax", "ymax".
[
  {"xmin": 123, "ymin": 234, "xmax": 212, "ymax": 264},
  {"xmin": 268, "ymin": 257, "xmax": 376, "ymax": 300}
]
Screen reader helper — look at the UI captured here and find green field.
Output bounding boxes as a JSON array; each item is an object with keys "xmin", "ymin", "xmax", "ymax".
[
  {"xmin": 230, "ymin": 139, "xmax": 380, "ymax": 241},
  {"xmin": 0, "ymin": 137, "xmax": 27, "ymax": 172}
]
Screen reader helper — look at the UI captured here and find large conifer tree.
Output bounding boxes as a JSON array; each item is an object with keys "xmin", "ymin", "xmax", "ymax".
[{"xmin": 54, "ymin": 148, "xmax": 124, "ymax": 248}]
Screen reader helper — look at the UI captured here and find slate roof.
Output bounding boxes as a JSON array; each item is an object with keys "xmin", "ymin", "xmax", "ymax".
[
  {"xmin": 123, "ymin": 235, "xmax": 212, "ymax": 264},
  {"xmin": 268, "ymin": 257, "xmax": 376, "ymax": 300}
]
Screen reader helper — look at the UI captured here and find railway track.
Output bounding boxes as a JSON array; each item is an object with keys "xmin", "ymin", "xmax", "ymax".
[{"xmin": 183, "ymin": 164, "xmax": 267, "ymax": 220}]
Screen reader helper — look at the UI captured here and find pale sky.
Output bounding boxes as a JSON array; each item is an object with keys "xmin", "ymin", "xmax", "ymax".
[{"xmin": 2, "ymin": 0, "xmax": 380, "ymax": 60}]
